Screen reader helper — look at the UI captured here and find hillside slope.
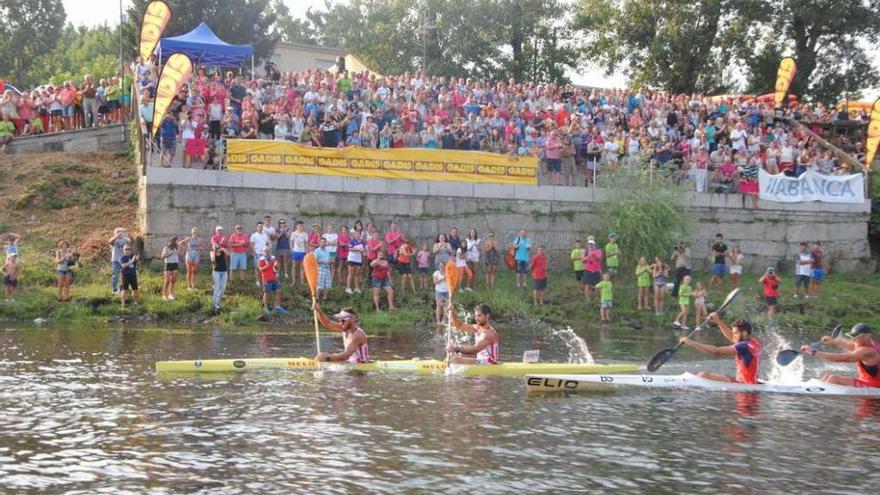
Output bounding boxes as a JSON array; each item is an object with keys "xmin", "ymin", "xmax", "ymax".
[{"xmin": 0, "ymin": 152, "xmax": 139, "ymax": 260}]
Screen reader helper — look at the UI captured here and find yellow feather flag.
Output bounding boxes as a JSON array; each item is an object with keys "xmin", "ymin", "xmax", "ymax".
[
  {"xmin": 151, "ymin": 53, "xmax": 193, "ymax": 138},
  {"xmin": 866, "ymin": 98, "xmax": 880, "ymax": 170},
  {"xmin": 138, "ymin": 1, "xmax": 172, "ymax": 62},
  {"xmin": 774, "ymin": 57, "xmax": 797, "ymax": 108}
]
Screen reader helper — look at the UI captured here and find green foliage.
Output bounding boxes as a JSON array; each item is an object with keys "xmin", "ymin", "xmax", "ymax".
[
  {"xmin": 26, "ymin": 24, "xmax": 122, "ymax": 87},
  {"xmin": 0, "ymin": 0, "xmax": 66, "ymax": 86},
  {"xmin": 765, "ymin": 0, "xmax": 880, "ymax": 103},
  {"xmin": 595, "ymin": 167, "xmax": 693, "ymax": 266},
  {"xmin": 300, "ymin": 0, "xmax": 577, "ymax": 82},
  {"xmin": 575, "ymin": 0, "xmax": 750, "ymax": 93},
  {"xmin": 869, "ymin": 172, "xmax": 880, "ymax": 238},
  {"xmin": 125, "ymin": 0, "xmax": 279, "ymax": 64}
]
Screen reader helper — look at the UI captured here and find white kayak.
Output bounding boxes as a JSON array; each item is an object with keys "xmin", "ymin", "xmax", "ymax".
[{"xmin": 526, "ymin": 372, "xmax": 880, "ymax": 397}]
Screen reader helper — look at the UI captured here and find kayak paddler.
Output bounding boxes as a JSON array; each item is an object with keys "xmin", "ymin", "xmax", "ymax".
[
  {"xmin": 312, "ymin": 302, "xmax": 370, "ymax": 364},
  {"xmin": 445, "ymin": 303, "xmax": 500, "ymax": 365},
  {"xmin": 678, "ymin": 313, "xmax": 761, "ymax": 384},
  {"xmin": 800, "ymin": 323, "xmax": 880, "ymax": 388}
]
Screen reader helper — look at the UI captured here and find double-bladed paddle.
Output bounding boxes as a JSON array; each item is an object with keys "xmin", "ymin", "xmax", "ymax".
[
  {"xmin": 646, "ymin": 288, "xmax": 741, "ymax": 372},
  {"xmin": 775, "ymin": 324, "xmax": 842, "ymax": 366}
]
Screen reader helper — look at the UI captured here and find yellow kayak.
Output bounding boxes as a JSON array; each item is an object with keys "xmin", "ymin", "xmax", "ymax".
[{"xmin": 155, "ymin": 357, "xmax": 639, "ymax": 376}]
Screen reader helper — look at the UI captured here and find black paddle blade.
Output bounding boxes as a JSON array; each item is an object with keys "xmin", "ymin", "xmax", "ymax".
[
  {"xmin": 647, "ymin": 347, "xmax": 677, "ymax": 372},
  {"xmin": 831, "ymin": 324, "xmax": 843, "ymax": 339},
  {"xmin": 776, "ymin": 349, "xmax": 801, "ymax": 367}
]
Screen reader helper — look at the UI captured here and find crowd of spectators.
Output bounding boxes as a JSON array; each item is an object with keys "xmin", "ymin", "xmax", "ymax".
[
  {"xmin": 0, "ymin": 72, "xmax": 132, "ymax": 150},
  {"xmin": 130, "ymin": 58, "xmax": 860, "ymax": 200}
]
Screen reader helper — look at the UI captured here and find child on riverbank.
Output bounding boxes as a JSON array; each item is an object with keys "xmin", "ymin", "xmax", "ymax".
[
  {"xmin": 314, "ymin": 238, "xmax": 332, "ymax": 300},
  {"xmin": 693, "ymin": 281, "xmax": 707, "ymax": 327},
  {"xmin": 119, "ymin": 245, "xmax": 139, "ymax": 308},
  {"xmin": 594, "ymin": 272, "xmax": 613, "ymax": 321},
  {"xmin": 674, "ymin": 275, "xmax": 693, "ymax": 330},
  {"xmin": 605, "ymin": 233, "xmax": 620, "ymax": 276},
  {"xmin": 258, "ymin": 245, "xmax": 285, "ymax": 315},
  {"xmin": 2, "ymin": 253, "xmax": 19, "ymax": 301},
  {"xmin": 417, "ymin": 243, "xmax": 431, "ymax": 289},
  {"xmin": 635, "ymin": 256, "xmax": 651, "ymax": 310}
]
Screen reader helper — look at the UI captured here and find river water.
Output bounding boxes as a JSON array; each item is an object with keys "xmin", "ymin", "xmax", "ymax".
[{"xmin": 1, "ymin": 321, "xmax": 878, "ymax": 494}]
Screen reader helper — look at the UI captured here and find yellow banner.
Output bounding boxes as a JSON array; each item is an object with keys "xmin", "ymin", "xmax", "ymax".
[
  {"xmin": 139, "ymin": 1, "xmax": 172, "ymax": 62},
  {"xmin": 226, "ymin": 140, "xmax": 538, "ymax": 185},
  {"xmin": 774, "ymin": 57, "xmax": 797, "ymax": 107},
  {"xmin": 866, "ymin": 98, "xmax": 880, "ymax": 170},
  {"xmin": 151, "ymin": 53, "xmax": 192, "ymax": 138}
]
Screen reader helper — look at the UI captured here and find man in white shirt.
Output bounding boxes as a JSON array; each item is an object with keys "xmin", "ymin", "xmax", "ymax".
[
  {"xmin": 250, "ymin": 222, "xmax": 270, "ymax": 287},
  {"xmin": 794, "ymin": 242, "xmax": 813, "ymax": 299}
]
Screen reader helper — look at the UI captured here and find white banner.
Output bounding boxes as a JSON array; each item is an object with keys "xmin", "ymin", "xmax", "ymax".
[{"xmin": 758, "ymin": 169, "xmax": 865, "ymax": 203}]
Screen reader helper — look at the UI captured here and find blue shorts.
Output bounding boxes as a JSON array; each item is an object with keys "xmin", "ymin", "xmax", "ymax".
[
  {"xmin": 601, "ymin": 300, "xmax": 613, "ymax": 309},
  {"xmin": 230, "ymin": 252, "xmax": 247, "ymax": 270},
  {"xmin": 582, "ymin": 271, "xmax": 601, "ymax": 287},
  {"xmin": 121, "ymin": 94, "xmax": 131, "ymax": 106},
  {"xmin": 547, "ymin": 158, "xmax": 562, "ymax": 172},
  {"xmin": 713, "ymin": 263, "xmax": 726, "ymax": 276},
  {"xmin": 63, "ymin": 106, "xmax": 75, "ymax": 117},
  {"xmin": 292, "ymin": 251, "xmax": 306, "ymax": 262},
  {"xmin": 263, "ymin": 280, "xmax": 279, "ymax": 293},
  {"xmin": 371, "ymin": 278, "xmax": 390, "ymax": 289},
  {"xmin": 516, "ymin": 260, "xmax": 529, "ymax": 274},
  {"xmin": 812, "ymin": 268, "xmax": 824, "ymax": 281}
]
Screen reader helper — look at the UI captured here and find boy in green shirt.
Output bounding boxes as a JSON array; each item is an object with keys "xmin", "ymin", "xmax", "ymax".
[
  {"xmin": 635, "ymin": 256, "xmax": 651, "ymax": 310},
  {"xmin": 571, "ymin": 240, "xmax": 585, "ymax": 291},
  {"xmin": 605, "ymin": 233, "xmax": 620, "ymax": 276},
  {"xmin": 594, "ymin": 272, "xmax": 613, "ymax": 321},
  {"xmin": 674, "ymin": 275, "xmax": 693, "ymax": 330}
]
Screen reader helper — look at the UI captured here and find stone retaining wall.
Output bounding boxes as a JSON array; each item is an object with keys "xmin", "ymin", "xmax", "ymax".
[
  {"xmin": 8, "ymin": 125, "xmax": 128, "ymax": 154},
  {"xmin": 140, "ymin": 168, "xmax": 872, "ymax": 272}
]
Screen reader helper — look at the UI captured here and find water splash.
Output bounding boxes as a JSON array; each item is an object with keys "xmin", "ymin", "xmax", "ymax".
[
  {"xmin": 763, "ymin": 326, "xmax": 804, "ymax": 384},
  {"xmin": 545, "ymin": 326, "xmax": 594, "ymax": 364}
]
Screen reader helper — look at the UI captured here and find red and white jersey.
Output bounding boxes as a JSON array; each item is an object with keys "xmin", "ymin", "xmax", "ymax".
[
  {"xmin": 343, "ymin": 327, "xmax": 370, "ymax": 364},
  {"xmin": 475, "ymin": 325, "xmax": 500, "ymax": 365}
]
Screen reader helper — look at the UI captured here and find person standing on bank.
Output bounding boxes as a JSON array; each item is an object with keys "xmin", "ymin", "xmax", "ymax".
[
  {"xmin": 210, "ymin": 241, "xmax": 229, "ymax": 313},
  {"xmin": 513, "ymin": 229, "xmax": 532, "ymax": 288},
  {"xmin": 793, "ymin": 242, "xmax": 813, "ymax": 299},
  {"xmin": 108, "ymin": 227, "xmax": 130, "ymax": 295},
  {"xmin": 759, "ymin": 267, "xmax": 780, "ymax": 319},
  {"xmin": 671, "ymin": 241, "xmax": 691, "ymax": 298},
  {"xmin": 709, "ymin": 233, "xmax": 727, "ymax": 290},
  {"xmin": 160, "ymin": 237, "xmax": 180, "ymax": 301},
  {"xmin": 118, "ymin": 244, "xmax": 139, "ymax": 308}
]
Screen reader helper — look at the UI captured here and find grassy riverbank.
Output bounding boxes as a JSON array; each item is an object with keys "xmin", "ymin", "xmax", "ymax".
[
  {"xmin": 2, "ymin": 238, "xmax": 880, "ymax": 337},
  {"xmin": 2, "ymin": 152, "xmax": 879, "ymax": 335}
]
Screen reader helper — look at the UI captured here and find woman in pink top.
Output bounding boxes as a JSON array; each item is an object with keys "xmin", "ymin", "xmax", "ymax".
[{"xmin": 545, "ymin": 129, "xmax": 563, "ymax": 186}]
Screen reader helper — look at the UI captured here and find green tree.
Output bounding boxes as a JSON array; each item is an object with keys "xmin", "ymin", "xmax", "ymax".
[
  {"xmin": 270, "ymin": 0, "xmax": 318, "ymax": 46},
  {"xmin": 125, "ymin": 0, "xmax": 279, "ymax": 64},
  {"xmin": 596, "ymin": 168, "xmax": 693, "ymax": 265},
  {"xmin": 739, "ymin": 1, "xmax": 880, "ymax": 102},
  {"xmin": 0, "ymin": 0, "xmax": 66, "ymax": 87},
  {"xmin": 575, "ymin": 0, "xmax": 756, "ymax": 93},
  {"xmin": 26, "ymin": 25, "xmax": 121, "ymax": 87},
  {"xmin": 304, "ymin": 0, "xmax": 576, "ymax": 82}
]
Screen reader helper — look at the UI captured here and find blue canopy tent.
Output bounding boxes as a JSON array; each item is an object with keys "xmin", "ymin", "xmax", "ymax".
[{"xmin": 157, "ymin": 22, "xmax": 254, "ymax": 77}]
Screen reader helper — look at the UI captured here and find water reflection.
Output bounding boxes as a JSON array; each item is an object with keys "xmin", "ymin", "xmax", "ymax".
[{"xmin": 0, "ymin": 324, "xmax": 878, "ymax": 493}]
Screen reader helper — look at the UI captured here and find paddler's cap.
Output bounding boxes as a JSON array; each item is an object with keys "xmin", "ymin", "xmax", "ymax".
[
  {"xmin": 847, "ymin": 323, "xmax": 871, "ymax": 338},
  {"xmin": 334, "ymin": 310, "xmax": 355, "ymax": 320}
]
